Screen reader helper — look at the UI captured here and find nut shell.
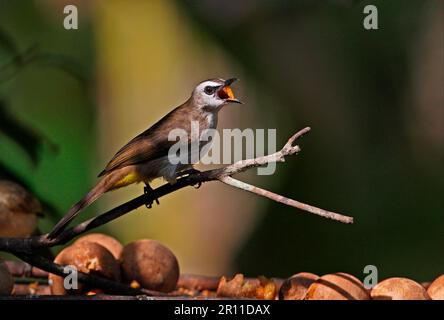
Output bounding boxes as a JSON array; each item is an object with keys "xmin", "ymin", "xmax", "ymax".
[
  {"xmin": 49, "ymin": 241, "xmax": 121, "ymax": 295},
  {"xmin": 279, "ymin": 272, "xmax": 319, "ymax": 300},
  {"xmin": 371, "ymin": 277, "xmax": 430, "ymax": 300},
  {"xmin": 0, "ymin": 180, "xmax": 42, "ymax": 237},
  {"xmin": 217, "ymin": 274, "xmax": 277, "ymax": 300},
  {"xmin": 306, "ymin": 272, "xmax": 370, "ymax": 300},
  {"xmin": 0, "ymin": 261, "xmax": 14, "ymax": 295},
  {"xmin": 426, "ymin": 275, "xmax": 444, "ymax": 300},
  {"xmin": 75, "ymin": 233, "xmax": 123, "ymax": 259},
  {"xmin": 121, "ymin": 239, "xmax": 179, "ymax": 293}
]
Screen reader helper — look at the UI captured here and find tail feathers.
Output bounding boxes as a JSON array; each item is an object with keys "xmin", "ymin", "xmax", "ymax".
[{"xmin": 47, "ymin": 186, "xmax": 106, "ymax": 239}]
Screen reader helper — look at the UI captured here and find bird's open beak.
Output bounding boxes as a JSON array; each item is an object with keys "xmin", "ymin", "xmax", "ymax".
[{"xmin": 217, "ymin": 78, "xmax": 242, "ymax": 104}]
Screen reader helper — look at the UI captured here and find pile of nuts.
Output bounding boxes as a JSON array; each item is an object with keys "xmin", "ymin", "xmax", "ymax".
[
  {"xmin": 48, "ymin": 233, "xmax": 180, "ymax": 295},
  {"xmin": 1, "ymin": 233, "xmax": 444, "ymax": 300},
  {"xmin": 278, "ymin": 272, "xmax": 443, "ymax": 300}
]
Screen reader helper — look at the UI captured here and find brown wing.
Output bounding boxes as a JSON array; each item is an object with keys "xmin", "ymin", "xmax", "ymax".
[
  {"xmin": 98, "ymin": 102, "xmax": 194, "ymax": 177},
  {"xmin": 97, "ymin": 133, "xmax": 169, "ymax": 177}
]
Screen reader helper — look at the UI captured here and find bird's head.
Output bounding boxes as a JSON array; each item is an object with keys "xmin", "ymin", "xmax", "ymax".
[{"xmin": 191, "ymin": 78, "xmax": 242, "ymax": 110}]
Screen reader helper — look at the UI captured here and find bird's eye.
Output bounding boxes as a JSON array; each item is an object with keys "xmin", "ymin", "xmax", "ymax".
[{"xmin": 204, "ymin": 86, "xmax": 215, "ymax": 95}]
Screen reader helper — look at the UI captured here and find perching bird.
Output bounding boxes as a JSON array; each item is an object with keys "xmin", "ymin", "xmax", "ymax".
[
  {"xmin": 0, "ymin": 180, "xmax": 43, "ymax": 237},
  {"xmin": 48, "ymin": 78, "xmax": 241, "ymax": 239}
]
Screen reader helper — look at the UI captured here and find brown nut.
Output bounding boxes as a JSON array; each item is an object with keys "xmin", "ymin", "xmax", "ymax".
[
  {"xmin": 279, "ymin": 272, "xmax": 319, "ymax": 300},
  {"xmin": 0, "ymin": 261, "xmax": 14, "ymax": 295},
  {"xmin": 426, "ymin": 275, "xmax": 444, "ymax": 300},
  {"xmin": 0, "ymin": 180, "xmax": 42, "ymax": 237},
  {"xmin": 49, "ymin": 241, "xmax": 121, "ymax": 295},
  {"xmin": 306, "ymin": 272, "xmax": 370, "ymax": 300},
  {"xmin": 74, "ymin": 233, "xmax": 123, "ymax": 259},
  {"xmin": 421, "ymin": 282, "xmax": 431, "ymax": 290},
  {"xmin": 121, "ymin": 239, "xmax": 179, "ymax": 293},
  {"xmin": 371, "ymin": 277, "xmax": 430, "ymax": 300}
]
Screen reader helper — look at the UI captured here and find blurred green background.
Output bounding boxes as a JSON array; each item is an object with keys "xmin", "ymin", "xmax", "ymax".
[{"xmin": 0, "ymin": 0, "xmax": 442, "ymax": 281}]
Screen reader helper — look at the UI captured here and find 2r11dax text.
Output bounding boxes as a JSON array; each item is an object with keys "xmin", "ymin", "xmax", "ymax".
[{"xmin": 174, "ymin": 304, "xmax": 271, "ymax": 317}]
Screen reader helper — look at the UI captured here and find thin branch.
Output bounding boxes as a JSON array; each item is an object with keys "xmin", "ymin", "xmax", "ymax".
[
  {"xmin": 4, "ymin": 260, "xmax": 48, "ymax": 278},
  {"xmin": 15, "ymin": 253, "xmax": 167, "ymax": 297},
  {"xmin": 0, "ymin": 126, "xmax": 353, "ymax": 296},
  {"xmin": 219, "ymin": 176, "xmax": 353, "ymax": 224},
  {"xmin": 3, "ymin": 294, "xmax": 249, "ymax": 300},
  {"xmin": 5, "ymin": 261, "xmax": 285, "ymax": 294},
  {"xmin": 0, "ymin": 127, "xmax": 353, "ymax": 252},
  {"xmin": 12, "ymin": 284, "xmax": 50, "ymax": 295},
  {"xmin": 177, "ymin": 274, "xmax": 221, "ymax": 291}
]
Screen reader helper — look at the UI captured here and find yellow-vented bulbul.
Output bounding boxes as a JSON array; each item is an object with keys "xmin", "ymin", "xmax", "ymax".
[{"xmin": 48, "ymin": 78, "xmax": 241, "ymax": 238}]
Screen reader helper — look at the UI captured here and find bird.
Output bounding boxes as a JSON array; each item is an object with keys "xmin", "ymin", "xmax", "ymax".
[
  {"xmin": 0, "ymin": 180, "xmax": 43, "ymax": 237},
  {"xmin": 48, "ymin": 78, "xmax": 241, "ymax": 239}
]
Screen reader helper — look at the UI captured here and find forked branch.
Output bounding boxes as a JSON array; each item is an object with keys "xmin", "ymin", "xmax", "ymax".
[{"xmin": 0, "ymin": 126, "xmax": 353, "ymax": 295}]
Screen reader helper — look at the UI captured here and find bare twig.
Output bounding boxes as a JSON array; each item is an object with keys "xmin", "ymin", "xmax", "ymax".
[
  {"xmin": 4, "ymin": 260, "xmax": 48, "ymax": 278},
  {"xmin": 219, "ymin": 176, "xmax": 353, "ymax": 224},
  {"xmin": 5, "ymin": 260, "xmax": 283, "ymax": 294},
  {"xmin": 1, "ymin": 294, "xmax": 250, "ymax": 300},
  {"xmin": 0, "ymin": 126, "xmax": 353, "ymax": 295},
  {"xmin": 13, "ymin": 284, "xmax": 51, "ymax": 295},
  {"xmin": 177, "ymin": 274, "xmax": 221, "ymax": 291},
  {"xmin": 15, "ymin": 253, "xmax": 168, "ymax": 297}
]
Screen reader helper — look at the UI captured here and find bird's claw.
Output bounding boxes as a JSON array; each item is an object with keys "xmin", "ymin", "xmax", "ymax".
[
  {"xmin": 194, "ymin": 182, "xmax": 202, "ymax": 189},
  {"xmin": 179, "ymin": 169, "xmax": 202, "ymax": 188},
  {"xmin": 180, "ymin": 168, "xmax": 201, "ymax": 177},
  {"xmin": 144, "ymin": 185, "xmax": 159, "ymax": 209}
]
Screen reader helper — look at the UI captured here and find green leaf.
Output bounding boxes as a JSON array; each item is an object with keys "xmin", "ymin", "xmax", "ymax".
[{"xmin": 0, "ymin": 99, "xmax": 58, "ymax": 165}]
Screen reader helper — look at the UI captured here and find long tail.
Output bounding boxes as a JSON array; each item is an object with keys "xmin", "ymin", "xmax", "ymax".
[{"xmin": 47, "ymin": 176, "xmax": 115, "ymax": 239}]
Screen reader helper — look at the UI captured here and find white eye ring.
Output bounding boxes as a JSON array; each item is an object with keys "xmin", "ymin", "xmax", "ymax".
[{"xmin": 204, "ymin": 86, "xmax": 216, "ymax": 95}]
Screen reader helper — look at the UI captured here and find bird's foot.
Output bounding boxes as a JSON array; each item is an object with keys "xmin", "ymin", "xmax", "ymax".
[
  {"xmin": 194, "ymin": 182, "xmax": 202, "ymax": 189},
  {"xmin": 144, "ymin": 184, "xmax": 159, "ymax": 209},
  {"xmin": 179, "ymin": 168, "xmax": 201, "ymax": 177},
  {"xmin": 179, "ymin": 168, "xmax": 202, "ymax": 189}
]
